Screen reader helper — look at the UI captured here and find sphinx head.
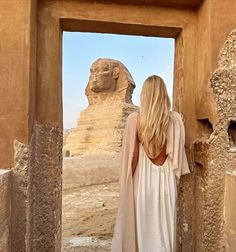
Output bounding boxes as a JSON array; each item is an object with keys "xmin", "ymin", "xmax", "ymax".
[
  {"xmin": 85, "ymin": 58, "xmax": 135, "ymax": 105},
  {"xmin": 88, "ymin": 59, "xmax": 120, "ymax": 93}
]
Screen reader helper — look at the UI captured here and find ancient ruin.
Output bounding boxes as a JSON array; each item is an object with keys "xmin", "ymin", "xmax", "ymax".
[
  {"xmin": 62, "ymin": 58, "xmax": 138, "ymax": 250},
  {"xmin": 0, "ymin": 0, "xmax": 236, "ymax": 251},
  {"xmin": 63, "ymin": 58, "xmax": 139, "ymax": 157}
]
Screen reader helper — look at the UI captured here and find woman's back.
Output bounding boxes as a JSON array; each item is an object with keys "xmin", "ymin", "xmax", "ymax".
[
  {"xmin": 111, "ymin": 75, "xmax": 190, "ymax": 252},
  {"xmin": 137, "ymin": 113, "xmax": 168, "ymax": 167}
]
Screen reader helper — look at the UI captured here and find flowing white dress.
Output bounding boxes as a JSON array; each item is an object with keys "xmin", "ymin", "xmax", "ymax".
[{"xmin": 133, "ymin": 142, "xmax": 177, "ymax": 252}]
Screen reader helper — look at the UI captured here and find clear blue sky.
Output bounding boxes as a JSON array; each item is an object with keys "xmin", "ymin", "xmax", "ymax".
[{"xmin": 63, "ymin": 32, "xmax": 174, "ymax": 129}]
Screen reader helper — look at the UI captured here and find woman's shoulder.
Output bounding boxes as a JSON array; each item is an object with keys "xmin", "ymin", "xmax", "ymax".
[
  {"xmin": 169, "ymin": 110, "xmax": 182, "ymax": 122},
  {"xmin": 126, "ymin": 111, "xmax": 139, "ymax": 121},
  {"xmin": 126, "ymin": 110, "xmax": 182, "ymax": 124},
  {"xmin": 126, "ymin": 110, "xmax": 182, "ymax": 123},
  {"xmin": 125, "ymin": 111, "xmax": 140, "ymax": 130},
  {"xmin": 170, "ymin": 110, "xmax": 181, "ymax": 117}
]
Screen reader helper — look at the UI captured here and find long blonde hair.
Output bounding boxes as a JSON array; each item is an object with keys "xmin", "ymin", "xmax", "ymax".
[{"xmin": 137, "ymin": 75, "xmax": 171, "ymax": 159}]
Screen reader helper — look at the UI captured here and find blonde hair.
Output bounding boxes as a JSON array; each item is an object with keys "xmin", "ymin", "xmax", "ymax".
[{"xmin": 137, "ymin": 75, "xmax": 171, "ymax": 159}]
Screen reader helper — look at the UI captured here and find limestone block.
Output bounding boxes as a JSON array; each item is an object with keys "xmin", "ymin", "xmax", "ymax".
[
  {"xmin": 0, "ymin": 169, "xmax": 11, "ymax": 252},
  {"xmin": 224, "ymin": 169, "xmax": 236, "ymax": 251}
]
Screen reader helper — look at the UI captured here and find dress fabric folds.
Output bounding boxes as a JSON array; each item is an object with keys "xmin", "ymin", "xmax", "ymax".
[
  {"xmin": 133, "ymin": 143, "xmax": 177, "ymax": 252},
  {"xmin": 111, "ymin": 111, "xmax": 190, "ymax": 252}
]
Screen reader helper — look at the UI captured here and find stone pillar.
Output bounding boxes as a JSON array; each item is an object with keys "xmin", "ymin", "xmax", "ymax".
[
  {"xmin": 0, "ymin": 170, "xmax": 11, "ymax": 252},
  {"xmin": 0, "ymin": 0, "xmax": 37, "ymax": 251},
  {"xmin": 193, "ymin": 29, "xmax": 236, "ymax": 251},
  {"xmin": 224, "ymin": 168, "xmax": 236, "ymax": 250}
]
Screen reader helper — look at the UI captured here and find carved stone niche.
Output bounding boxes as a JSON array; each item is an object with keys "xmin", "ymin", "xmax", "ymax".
[
  {"xmin": 194, "ymin": 141, "xmax": 209, "ymax": 175},
  {"xmin": 197, "ymin": 118, "xmax": 213, "ymax": 138},
  {"xmin": 228, "ymin": 119, "xmax": 236, "ymax": 150}
]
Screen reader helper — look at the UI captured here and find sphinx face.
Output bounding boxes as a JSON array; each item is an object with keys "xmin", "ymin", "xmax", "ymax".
[{"xmin": 88, "ymin": 61, "xmax": 117, "ymax": 93}]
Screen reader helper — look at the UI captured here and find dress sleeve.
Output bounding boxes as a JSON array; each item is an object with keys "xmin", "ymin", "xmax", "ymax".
[
  {"xmin": 111, "ymin": 112, "xmax": 138, "ymax": 252},
  {"xmin": 166, "ymin": 111, "xmax": 190, "ymax": 179},
  {"xmin": 119, "ymin": 112, "xmax": 138, "ymax": 189}
]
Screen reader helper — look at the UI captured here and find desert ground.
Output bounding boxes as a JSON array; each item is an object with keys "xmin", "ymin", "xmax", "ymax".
[{"xmin": 62, "ymin": 153, "xmax": 120, "ymax": 251}]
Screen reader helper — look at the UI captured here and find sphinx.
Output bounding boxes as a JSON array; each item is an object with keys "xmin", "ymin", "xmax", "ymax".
[{"xmin": 63, "ymin": 58, "xmax": 139, "ymax": 157}]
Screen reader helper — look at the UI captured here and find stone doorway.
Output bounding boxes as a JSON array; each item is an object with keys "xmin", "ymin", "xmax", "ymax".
[
  {"xmin": 32, "ymin": 1, "xmax": 196, "ymax": 251},
  {"xmin": 61, "ymin": 32, "xmax": 174, "ymax": 251}
]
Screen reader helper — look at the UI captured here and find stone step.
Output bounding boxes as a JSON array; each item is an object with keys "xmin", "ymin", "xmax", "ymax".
[{"xmin": 62, "ymin": 236, "xmax": 111, "ymax": 252}]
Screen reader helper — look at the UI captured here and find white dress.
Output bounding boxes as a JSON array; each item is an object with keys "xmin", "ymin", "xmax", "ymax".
[{"xmin": 133, "ymin": 143, "xmax": 177, "ymax": 252}]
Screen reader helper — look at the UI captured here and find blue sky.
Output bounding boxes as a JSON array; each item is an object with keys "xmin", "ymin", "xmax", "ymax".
[{"xmin": 62, "ymin": 32, "xmax": 174, "ymax": 129}]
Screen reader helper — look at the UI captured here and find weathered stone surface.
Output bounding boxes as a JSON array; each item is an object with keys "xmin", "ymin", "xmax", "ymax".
[
  {"xmin": 29, "ymin": 121, "xmax": 63, "ymax": 251},
  {"xmin": 0, "ymin": 169, "xmax": 11, "ymax": 252},
  {"xmin": 193, "ymin": 29, "xmax": 236, "ymax": 251},
  {"xmin": 177, "ymin": 29, "xmax": 236, "ymax": 252},
  {"xmin": 11, "ymin": 121, "xmax": 63, "ymax": 252},
  {"xmin": 11, "ymin": 140, "xmax": 31, "ymax": 252},
  {"xmin": 64, "ymin": 59, "xmax": 139, "ymax": 157},
  {"xmin": 212, "ymin": 30, "xmax": 236, "ymax": 251},
  {"xmin": 62, "ymin": 236, "xmax": 111, "ymax": 252},
  {"xmin": 224, "ymin": 170, "xmax": 236, "ymax": 251}
]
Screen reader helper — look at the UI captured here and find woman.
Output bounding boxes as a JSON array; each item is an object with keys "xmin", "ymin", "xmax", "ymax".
[{"xmin": 111, "ymin": 75, "xmax": 190, "ymax": 252}]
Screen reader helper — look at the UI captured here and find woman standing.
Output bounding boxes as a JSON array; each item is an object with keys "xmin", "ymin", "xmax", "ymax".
[{"xmin": 111, "ymin": 75, "xmax": 190, "ymax": 252}]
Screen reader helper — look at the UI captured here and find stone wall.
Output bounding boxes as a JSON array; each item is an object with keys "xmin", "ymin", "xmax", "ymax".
[
  {"xmin": 187, "ymin": 29, "xmax": 236, "ymax": 252},
  {"xmin": 10, "ymin": 121, "xmax": 63, "ymax": 252},
  {"xmin": 224, "ymin": 171, "xmax": 236, "ymax": 250},
  {"xmin": 0, "ymin": 169, "xmax": 11, "ymax": 252},
  {"xmin": 0, "ymin": 0, "xmax": 236, "ymax": 251},
  {"xmin": 211, "ymin": 30, "xmax": 236, "ymax": 251},
  {"xmin": 0, "ymin": 0, "xmax": 37, "ymax": 168}
]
